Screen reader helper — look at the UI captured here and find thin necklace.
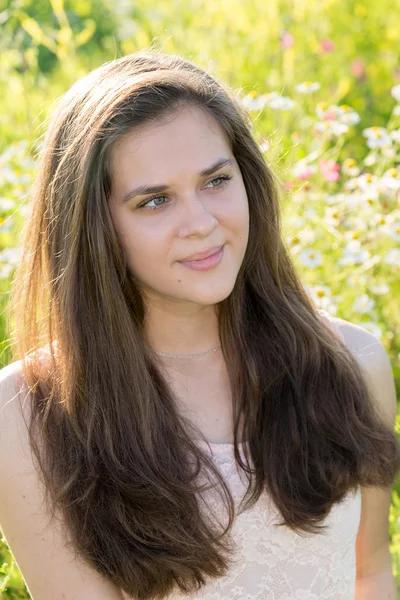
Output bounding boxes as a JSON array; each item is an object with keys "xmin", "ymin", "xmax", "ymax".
[{"xmin": 145, "ymin": 344, "xmax": 221, "ymax": 359}]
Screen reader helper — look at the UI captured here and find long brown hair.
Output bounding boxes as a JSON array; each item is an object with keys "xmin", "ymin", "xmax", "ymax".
[{"xmin": 8, "ymin": 50, "xmax": 400, "ymax": 600}]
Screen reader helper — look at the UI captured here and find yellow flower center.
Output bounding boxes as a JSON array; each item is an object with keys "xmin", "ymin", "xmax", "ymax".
[{"xmin": 345, "ymin": 159, "xmax": 356, "ymax": 167}]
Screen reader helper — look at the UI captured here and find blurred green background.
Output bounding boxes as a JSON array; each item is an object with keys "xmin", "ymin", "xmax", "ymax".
[{"xmin": 0, "ymin": 0, "xmax": 400, "ymax": 597}]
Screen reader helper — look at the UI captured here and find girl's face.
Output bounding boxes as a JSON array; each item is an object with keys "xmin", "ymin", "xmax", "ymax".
[{"xmin": 108, "ymin": 105, "xmax": 249, "ymax": 308}]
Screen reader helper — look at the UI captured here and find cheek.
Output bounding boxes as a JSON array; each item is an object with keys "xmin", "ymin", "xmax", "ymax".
[
  {"xmin": 225, "ymin": 194, "xmax": 249, "ymax": 235},
  {"xmin": 121, "ymin": 225, "xmax": 169, "ymax": 278}
]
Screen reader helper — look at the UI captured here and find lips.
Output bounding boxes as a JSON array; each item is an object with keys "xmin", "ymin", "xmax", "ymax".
[{"xmin": 179, "ymin": 245, "xmax": 223, "ymax": 262}]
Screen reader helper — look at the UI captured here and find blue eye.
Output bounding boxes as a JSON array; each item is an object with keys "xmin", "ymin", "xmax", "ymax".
[{"xmin": 138, "ymin": 174, "xmax": 232, "ymax": 211}]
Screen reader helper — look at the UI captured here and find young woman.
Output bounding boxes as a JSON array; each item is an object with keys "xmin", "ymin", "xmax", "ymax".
[{"xmin": 0, "ymin": 50, "xmax": 399, "ymax": 600}]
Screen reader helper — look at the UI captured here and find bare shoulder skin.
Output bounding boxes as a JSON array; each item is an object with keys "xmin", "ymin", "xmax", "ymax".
[
  {"xmin": 335, "ymin": 318, "xmax": 397, "ymax": 587},
  {"xmin": 0, "ymin": 360, "xmax": 125, "ymax": 600}
]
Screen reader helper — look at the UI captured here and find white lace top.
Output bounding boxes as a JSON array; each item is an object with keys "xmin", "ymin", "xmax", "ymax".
[{"xmin": 122, "ymin": 311, "xmax": 362, "ymax": 600}]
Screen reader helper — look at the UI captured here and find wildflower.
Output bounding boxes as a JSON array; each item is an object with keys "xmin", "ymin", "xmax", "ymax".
[
  {"xmin": 320, "ymin": 39, "xmax": 335, "ymax": 53},
  {"xmin": 306, "ymin": 284, "xmax": 338, "ymax": 312},
  {"xmin": 391, "ymin": 84, "xmax": 400, "ymax": 103},
  {"xmin": 0, "ymin": 197, "xmax": 16, "ymax": 211},
  {"xmin": 292, "ymin": 163, "xmax": 318, "ymax": 180},
  {"xmin": 362, "ymin": 126, "xmax": 392, "ymax": 149},
  {"xmin": 0, "ymin": 263, "xmax": 15, "ymax": 279},
  {"xmin": 19, "ymin": 204, "xmax": 32, "ymax": 218},
  {"xmin": 319, "ymin": 159, "xmax": 340, "ymax": 182},
  {"xmin": 324, "ymin": 206, "xmax": 342, "ymax": 227},
  {"xmin": 325, "ymin": 192, "xmax": 348, "ymax": 205},
  {"xmin": 241, "ymin": 92, "xmax": 268, "ymax": 111},
  {"xmin": 0, "ymin": 247, "xmax": 22, "ymax": 264},
  {"xmin": 303, "ymin": 207, "xmax": 317, "ymax": 220},
  {"xmin": 356, "ymin": 173, "xmax": 380, "ymax": 193},
  {"xmin": 343, "ymin": 230, "xmax": 363, "ymax": 243},
  {"xmin": 389, "ymin": 129, "xmax": 400, "ymax": 143},
  {"xmin": 298, "ymin": 249, "xmax": 322, "ymax": 268},
  {"xmin": 383, "ymin": 248, "xmax": 400, "ymax": 266},
  {"xmin": 385, "ymin": 220, "xmax": 400, "ymax": 241},
  {"xmin": 363, "ymin": 126, "xmax": 389, "ymax": 137},
  {"xmin": 353, "ymin": 294, "xmax": 376, "ymax": 314},
  {"xmin": 0, "ymin": 216, "xmax": 13, "ymax": 233},
  {"xmin": 381, "ymin": 168, "xmax": 400, "ymax": 191},
  {"xmin": 338, "ymin": 240, "xmax": 371, "ymax": 265},
  {"xmin": 346, "ymin": 273, "xmax": 367, "ymax": 288},
  {"xmin": 316, "ymin": 103, "xmax": 359, "ymax": 127},
  {"xmin": 259, "ymin": 137, "xmax": 271, "ymax": 152},
  {"xmin": 315, "ymin": 102, "xmax": 331, "ymax": 119},
  {"xmin": 335, "ymin": 105, "xmax": 361, "ymax": 125},
  {"xmin": 1, "ymin": 166, "xmax": 20, "ymax": 184},
  {"xmin": 314, "ymin": 121, "xmax": 349, "ymax": 136},
  {"xmin": 342, "ymin": 159, "xmax": 360, "ymax": 177},
  {"xmin": 280, "ymin": 31, "xmax": 294, "ymax": 49},
  {"xmin": 382, "ymin": 147, "xmax": 396, "ymax": 159},
  {"xmin": 295, "ymin": 82, "xmax": 321, "ymax": 94},
  {"xmin": 369, "ymin": 283, "xmax": 390, "ymax": 295},
  {"xmin": 266, "ymin": 94, "xmax": 296, "ymax": 110},
  {"xmin": 359, "ymin": 190, "xmax": 379, "ymax": 210},
  {"xmin": 343, "ymin": 179, "xmax": 359, "ymax": 192},
  {"xmin": 350, "ymin": 59, "xmax": 366, "ymax": 78}
]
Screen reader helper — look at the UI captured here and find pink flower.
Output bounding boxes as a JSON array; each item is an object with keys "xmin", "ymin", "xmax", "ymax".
[
  {"xmin": 319, "ymin": 159, "xmax": 340, "ymax": 182},
  {"xmin": 320, "ymin": 39, "xmax": 335, "ymax": 53},
  {"xmin": 284, "ymin": 180, "xmax": 296, "ymax": 192},
  {"xmin": 296, "ymin": 168, "xmax": 315, "ymax": 180},
  {"xmin": 323, "ymin": 111, "xmax": 338, "ymax": 121},
  {"xmin": 350, "ymin": 59, "xmax": 366, "ymax": 78},
  {"xmin": 280, "ymin": 31, "xmax": 294, "ymax": 49}
]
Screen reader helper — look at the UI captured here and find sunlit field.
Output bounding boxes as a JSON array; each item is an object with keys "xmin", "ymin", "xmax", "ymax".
[{"xmin": 1, "ymin": 0, "xmax": 400, "ymax": 597}]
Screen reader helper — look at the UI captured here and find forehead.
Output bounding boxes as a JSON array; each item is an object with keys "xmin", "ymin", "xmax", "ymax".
[{"xmin": 109, "ymin": 105, "xmax": 232, "ymax": 180}]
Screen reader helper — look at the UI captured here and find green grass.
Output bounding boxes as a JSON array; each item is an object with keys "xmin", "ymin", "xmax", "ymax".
[{"xmin": 0, "ymin": 0, "xmax": 400, "ymax": 596}]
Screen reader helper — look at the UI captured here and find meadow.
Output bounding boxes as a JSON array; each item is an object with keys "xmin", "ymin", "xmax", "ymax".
[{"xmin": 0, "ymin": 0, "xmax": 400, "ymax": 596}]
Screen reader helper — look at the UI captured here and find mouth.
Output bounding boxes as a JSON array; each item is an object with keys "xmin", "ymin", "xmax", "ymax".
[
  {"xmin": 179, "ymin": 245, "xmax": 224, "ymax": 262},
  {"xmin": 178, "ymin": 245, "xmax": 225, "ymax": 271}
]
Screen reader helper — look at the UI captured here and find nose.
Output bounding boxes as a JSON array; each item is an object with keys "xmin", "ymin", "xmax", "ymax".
[{"xmin": 177, "ymin": 194, "xmax": 219, "ymax": 238}]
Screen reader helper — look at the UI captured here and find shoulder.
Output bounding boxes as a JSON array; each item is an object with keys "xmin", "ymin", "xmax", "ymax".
[
  {"xmin": 0, "ymin": 359, "xmax": 29, "ymax": 417},
  {"xmin": 0, "ymin": 359, "xmax": 125, "ymax": 599},
  {"xmin": 321, "ymin": 312, "xmax": 397, "ymax": 430},
  {"xmin": 0, "ymin": 360, "xmax": 33, "ymax": 470}
]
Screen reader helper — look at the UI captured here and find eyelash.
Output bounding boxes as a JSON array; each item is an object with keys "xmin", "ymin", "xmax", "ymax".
[{"xmin": 137, "ymin": 175, "xmax": 233, "ymax": 211}]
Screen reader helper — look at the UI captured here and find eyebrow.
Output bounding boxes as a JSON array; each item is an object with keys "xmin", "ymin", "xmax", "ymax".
[{"xmin": 121, "ymin": 157, "xmax": 233, "ymax": 204}]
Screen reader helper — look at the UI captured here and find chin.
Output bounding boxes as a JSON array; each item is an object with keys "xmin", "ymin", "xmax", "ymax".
[{"xmin": 180, "ymin": 284, "xmax": 236, "ymax": 306}]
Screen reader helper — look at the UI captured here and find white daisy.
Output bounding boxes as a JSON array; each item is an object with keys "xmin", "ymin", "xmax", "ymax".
[
  {"xmin": 240, "ymin": 92, "xmax": 269, "ymax": 110},
  {"xmin": 338, "ymin": 241, "xmax": 371, "ymax": 265},
  {"xmin": 383, "ymin": 248, "xmax": 400, "ymax": 265},
  {"xmin": 355, "ymin": 173, "xmax": 380, "ymax": 193},
  {"xmin": 295, "ymin": 81, "xmax": 321, "ymax": 94},
  {"xmin": 266, "ymin": 95, "xmax": 296, "ymax": 110},
  {"xmin": 298, "ymin": 249, "xmax": 322, "ymax": 268},
  {"xmin": 314, "ymin": 121, "xmax": 349, "ymax": 135},
  {"xmin": 381, "ymin": 168, "xmax": 400, "ymax": 191},
  {"xmin": 353, "ymin": 294, "xmax": 376, "ymax": 314},
  {"xmin": 369, "ymin": 283, "xmax": 390, "ymax": 295},
  {"xmin": 391, "ymin": 84, "xmax": 400, "ymax": 102},
  {"xmin": 389, "ymin": 129, "xmax": 400, "ymax": 143}
]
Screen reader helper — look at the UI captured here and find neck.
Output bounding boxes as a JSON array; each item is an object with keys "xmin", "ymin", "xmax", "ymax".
[{"xmin": 143, "ymin": 301, "xmax": 221, "ymax": 357}]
